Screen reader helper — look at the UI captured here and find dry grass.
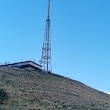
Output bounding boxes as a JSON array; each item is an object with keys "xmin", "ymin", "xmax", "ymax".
[{"xmin": 0, "ymin": 67, "xmax": 110, "ymax": 110}]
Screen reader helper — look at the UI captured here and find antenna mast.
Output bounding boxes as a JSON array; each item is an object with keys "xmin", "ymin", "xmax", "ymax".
[{"xmin": 40, "ymin": 0, "xmax": 52, "ymax": 72}]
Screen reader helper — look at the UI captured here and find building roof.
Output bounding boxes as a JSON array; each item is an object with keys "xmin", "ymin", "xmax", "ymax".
[{"xmin": 0, "ymin": 61, "xmax": 42, "ymax": 70}]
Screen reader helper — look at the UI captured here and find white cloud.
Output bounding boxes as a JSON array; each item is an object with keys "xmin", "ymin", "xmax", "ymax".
[
  {"xmin": 106, "ymin": 92, "xmax": 110, "ymax": 95},
  {"xmin": 103, "ymin": 91, "xmax": 110, "ymax": 95}
]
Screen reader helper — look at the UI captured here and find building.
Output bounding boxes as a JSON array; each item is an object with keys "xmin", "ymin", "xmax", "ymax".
[{"xmin": 0, "ymin": 61, "xmax": 42, "ymax": 70}]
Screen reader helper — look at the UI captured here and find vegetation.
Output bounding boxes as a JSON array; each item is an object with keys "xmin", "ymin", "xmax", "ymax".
[
  {"xmin": 0, "ymin": 67, "xmax": 110, "ymax": 110},
  {"xmin": 0, "ymin": 88, "xmax": 9, "ymax": 104}
]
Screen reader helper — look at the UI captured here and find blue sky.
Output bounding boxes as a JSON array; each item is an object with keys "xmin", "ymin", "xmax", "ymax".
[{"xmin": 0, "ymin": 0, "xmax": 110, "ymax": 93}]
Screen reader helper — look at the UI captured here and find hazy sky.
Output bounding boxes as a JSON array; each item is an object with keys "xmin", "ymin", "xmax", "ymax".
[{"xmin": 0, "ymin": 0, "xmax": 110, "ymax": 93}]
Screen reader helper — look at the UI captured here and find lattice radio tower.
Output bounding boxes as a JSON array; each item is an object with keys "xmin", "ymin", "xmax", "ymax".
[{"xmin": 40, "ymin": 0, "xmax": 52, "ymax": 72}]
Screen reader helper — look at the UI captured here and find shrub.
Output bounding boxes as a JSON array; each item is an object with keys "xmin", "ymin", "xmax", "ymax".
[{"xmin": 0, "ymin": 88, "xmax": 9, "ymax": 104}]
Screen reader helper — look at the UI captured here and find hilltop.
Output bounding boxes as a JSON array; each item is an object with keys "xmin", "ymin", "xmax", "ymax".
[{"xmin": 0, "ymin": 67, "xmax": 110, "ymax": 110}]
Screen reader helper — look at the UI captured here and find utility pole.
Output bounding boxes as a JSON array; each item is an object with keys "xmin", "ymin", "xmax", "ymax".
[{"xmin": 40, "ymin": 0, "xmax": 52, "ymax": 72}]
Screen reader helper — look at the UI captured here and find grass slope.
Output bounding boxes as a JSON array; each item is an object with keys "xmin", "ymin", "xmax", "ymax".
[{"xmin": 0, "ymin": 67, "xmax": 110, "ymax": 110}]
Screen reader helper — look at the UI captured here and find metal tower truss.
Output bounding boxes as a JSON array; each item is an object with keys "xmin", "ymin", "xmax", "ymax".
[{"xmin": 40, "ymin": 0, "xmax": 52, "ymax": 72}]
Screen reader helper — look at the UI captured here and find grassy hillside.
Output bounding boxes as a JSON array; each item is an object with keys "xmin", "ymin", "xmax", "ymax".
[{"xmin": 0, "ymin": 67, "xmax": 110, "ymax": 110}]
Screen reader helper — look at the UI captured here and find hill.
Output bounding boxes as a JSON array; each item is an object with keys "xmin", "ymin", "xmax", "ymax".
[{"xmin": 0, "ymin": 67, "xmax": 110, "ymax": 110}]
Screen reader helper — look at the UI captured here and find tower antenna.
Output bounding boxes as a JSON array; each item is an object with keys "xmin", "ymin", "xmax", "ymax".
[{"xmin": 40, "ymin": 0, "xmax": 52, "ymax": 72}]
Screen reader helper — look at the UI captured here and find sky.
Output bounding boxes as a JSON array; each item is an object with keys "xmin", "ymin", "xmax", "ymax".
[{"xmin": 0, "ymin": 0, "xmax": 110, "ymax": 93}]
